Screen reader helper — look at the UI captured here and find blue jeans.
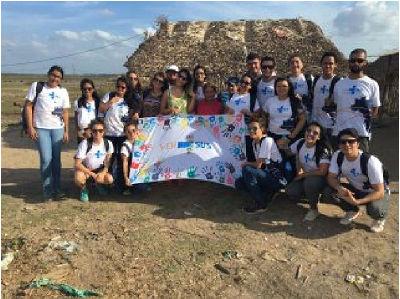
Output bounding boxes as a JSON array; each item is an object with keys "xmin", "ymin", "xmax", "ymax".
[
  {"xmin": 242, "ymin": 165, "xmax": 283, "ymax": 207},
  {"xmin": 36, "ymin": 128, "xmax": 64, "ymax": 196}
]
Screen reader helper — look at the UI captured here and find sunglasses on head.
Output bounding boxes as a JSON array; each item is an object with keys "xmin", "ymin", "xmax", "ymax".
[
  {"xmin": 261, "ymin": 64, "xmax": 275, "ymax": 70},
  {"xmin": 349, "ymin": 58, "xmax": 366, "ymax": 64},
  {"xmin": 92, "ymin": 128, "xmax": 104, "ymax": 133},
  {"xmin": 339, "ymin": 138, "xmax": 358, "ymax": 145}
]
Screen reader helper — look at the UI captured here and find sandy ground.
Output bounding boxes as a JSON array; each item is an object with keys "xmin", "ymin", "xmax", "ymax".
[{"xmin": 1, "ymin": 118, "xmax": 398, "ymax": 298}]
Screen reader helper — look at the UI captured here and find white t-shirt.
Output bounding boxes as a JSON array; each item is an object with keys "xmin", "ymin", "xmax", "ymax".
[
  {"xmin": 329, "ymin": 150, "xmax": 383, "ymax": 193},
  {"xmin": 195, "ymin": 86, "xmax": 205, "ymax": 102},
  {"xmin": 290, "ymin": 139, "xmax": 330, "ymax": 173},
  {"xmin": 102, "ymin": 92, "xmax": 129, "ymax": 137},
  {"xmin": 333, "ymin": 76, "xmax": 380, "ymax": 138},
  {"xmin": 254, "ymin": 136, "xmax": 282, "ymax": 164},
  {"xmin": 288, "ymin": 74, "xmax": 312, "ymax": 98},
  {"xmin": 120, "ymin": 140, "xmax": 133, "ymax": 157},
  {"xmin": 264, "ymin": 96, "xmax": 302, "ymax": 135},
  {"xmin": 75, "ymin": 138, "xmax": 114, "ymax": 170},
  {"xmin": 74, "ymin": 99, "xmax": 97, "ymax": 130},
  {"xmin": 312, "ymin": 76, "xmax": 341, "ymax": 129},
  {"xmin": 227, "ymin": 93, "xmax": 259, "ymax": 115},
  {"xmin": 257, "ymin": 79, "xmax": 275, "ymax": 110},
  {"xmin": 25, "ymin": 82, "xmax": 70, "ymax": 129}
]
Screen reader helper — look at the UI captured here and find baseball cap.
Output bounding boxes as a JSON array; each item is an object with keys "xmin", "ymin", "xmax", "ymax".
[{"xmin": 166, "ymin": 65, "xmax": 179, "ymax": 73}]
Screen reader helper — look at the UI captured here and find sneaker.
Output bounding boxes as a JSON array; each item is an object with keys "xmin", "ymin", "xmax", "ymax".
[
  {"xmin": 243, "ymin": 204, "xmax": 267, "ymax": 214},
  {"xmin": 303, "ymin": 209, "xmax": 319, "ymax": 222},
  {"xmin": 122, "ymin": 189, "xmax": 133, "ymax": 196},
  {"xmin": 95, "ymin": 184, "xmax": 108, "ymax": 196},
  {"xmin": 340, "ymin": 211, "xmax": 360, "ymax": 225},
  {"xmin": 53, "ymin": 190, "xmax": 66, "ymax": 200},
  {"xmin": 42, "ymin": 193, "xmax": 53, "ymax": 202},
  {"xmin": 80, "ymin": 187, "xmax": 89, "ymax": 202},
  {"xmin": 370, "ymin": 219, "xmax": 385, "ymax": 233}
]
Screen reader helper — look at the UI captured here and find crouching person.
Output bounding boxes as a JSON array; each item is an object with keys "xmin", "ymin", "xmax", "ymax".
[
  {"xmin": 74, "ymin": 119, "xmax": 114, "ymax": 202},
  {"xmin": 236, "ymin": 118, "xmax": 285, "ymax": 214},
  {"xmin": 324, "ymin": 128, "xmax": 389, "ymax": 232},
  {"xmin": 285, "ymin": 122, "xmax": 332, "ymax": 221}
]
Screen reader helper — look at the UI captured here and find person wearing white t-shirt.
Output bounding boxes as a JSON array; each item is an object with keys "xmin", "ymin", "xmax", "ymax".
[
  {"xmin": 226, "ymin": 74, "xmax": 260, "ymax": 162},
  {"xmin": 235, "ymin": 119, "xmax": 284, "ymax": 214},
  {"xmin": 99, "ymin": 76, "xmax": 130, "ymax": 193},
  {"xmin": 74, "ymin": 120, "xmax": 114, "ymax": 202},
  {"xmin": 287, "ymin": 54, "xmax": 313, "ymax": 118},
  {"xmin": 286, "ymin": 122, "xmax": 332, "ymax": 221},
  {"xmin": 325, "ymin": 128, "xmax": 389, "ymax": 233},
  {"xmin": 257, "ymin": 56, "xmax": 277, "ymax": 110},
  {"xmin": 311, "ymin": 52, "xmax": 341, "ymax": 142},
  {"xmin": 74, "ymin": 78, "xmax": 101, "ymax": 144},
  {"xmin": 25, "ymin": 65, "xmax": 70, "ymax": 201},
  {"xmin": 331, "ymin": 48, "xmax": 380, "ymax": 152}
]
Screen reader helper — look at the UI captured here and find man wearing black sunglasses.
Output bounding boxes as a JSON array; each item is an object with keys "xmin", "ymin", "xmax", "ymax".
[
  {"xmin": 331, "ymin": 48, "xmax": 380, "ymax": 152},
  {"xmin": 325, "ymin": 128, "xmax": 389, "ymax": 233},
  {"xmin": 257, "ymin": 56, "xmax": 277, "ymax": 111}
]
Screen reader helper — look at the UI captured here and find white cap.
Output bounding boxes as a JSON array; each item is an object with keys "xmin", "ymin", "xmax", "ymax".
[{"xmin": 166, "ymin": 65, "xmax": 179, "ymax": 72}]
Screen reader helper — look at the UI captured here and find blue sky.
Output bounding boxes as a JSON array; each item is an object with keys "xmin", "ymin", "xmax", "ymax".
[{"xmin": 2, "ymin": 1, "xmax": 399, "ymax": 74}]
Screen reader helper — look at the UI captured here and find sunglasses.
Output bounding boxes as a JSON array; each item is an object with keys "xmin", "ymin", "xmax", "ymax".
[
  {"xmin": 82, "ymin": 87, "xmax": 93, "ymax": 91},
  {"xmin": 127, "ymin": 129, "xmax": 137, "ymax": 133},
  {"xmin": 50, "ymin": 73, "xmax": 62, "ymax": 79},
  {"xmin": 153, "ymin": 78, "xmax": 164, "ymax": 84},
  {"xmin": 240, "ymin": 80, "xmax": 251, "ymax": 86},
  {"xmin": 261, "ymin": 65, "xmax": 275, "ymax": 70},
  {"xmin": 306, "ymin": 128, "xmax": 320, "ymax": 135},
  {"xmin": 248, "ymin": 126, "xmax": 259, "ymax": 132},
  {"xmin": 178, "ymin": 75, "xmax": 188, "ymax": 81},
  {"xmin": 349, "ymin": 58, "xmax": 366, "ymax": 64},
  {"xmin": 130, "ymin": 76, "xmax": 139, "ymax": 81},
  {"xmin": 339, "ymin": 138, "xmax": 358, "ymax": 145},
  {"xmin": 196, "ymin": 71, "xmax": 205, "ymax": 75},
  {"xmin": 92, "ymin": 129, "xmax": 104, "ymax": 133},
  {"xmin": 117, "ymin": 85, "xmax": 127, "ymax": 90}
]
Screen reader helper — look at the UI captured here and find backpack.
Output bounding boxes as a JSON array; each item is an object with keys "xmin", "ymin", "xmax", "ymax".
[
  {"xmin": 86, "ymin": 138, "xmax": 110, "ymax": 155},
  {"xmin": 296, "ymin": 138, "xmax": 330, "ymax": 166},
  {"xmin": 337, "ymin": 151, "xmax": 390, "ymax": 189},
  {"xmin": 22, "ymin": 81, "xmax": 44, "ymax": 135}
]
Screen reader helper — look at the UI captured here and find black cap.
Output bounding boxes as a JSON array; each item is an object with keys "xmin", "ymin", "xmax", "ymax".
[{"xmin": 338, "ymin": 128, "xmax": 359, "ymax": 140}]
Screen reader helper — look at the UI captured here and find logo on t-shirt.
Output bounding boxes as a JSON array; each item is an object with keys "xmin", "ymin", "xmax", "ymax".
[
  {"xmin": 86, "ymin": 105, "xmax": 94, "ymax": 113},
  {"xmin": 320, "ymin": 85, "xmax": 328, "ymax": 94},
  {"xmin": 49, "ymin": 92, "xmax": 56, "ymax": 101},
  {"xmin": 234, "ymin": 97, "xmax": 246, "ymax": 106},
  {"xmin": 304, "ymin": 153, "xmax": 313, "ymax": 163},
  {"xmin": 277, "ymin": 105, "xmax": 289, "ymax": 113},
  {"xmin": 350, "ymin": 168, "xmax": 361, "ymax": 177},
  {"xmin": 94, "ymin": 150, "xmax": 105, "ymax": 159},
  {"xmin": 348, "ymin": 85, "xmax": 361, "ymax": 95}
]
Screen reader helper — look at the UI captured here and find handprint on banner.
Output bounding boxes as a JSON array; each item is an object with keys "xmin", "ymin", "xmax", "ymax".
[
  {"xmin": 226, "ymin": 175, "xmax": 234, "ymax": 185},
  {"xmin": 140, "ymin": 143, "xmax": 151, "ymax": 153},
  {"xmin": 232, "ymin": 134, "xmax": 242, "ymax": 144},
  {"xmin": 201, "ymin": 166, "xmax": 214, "ymax": 180},
  {"xmin": 222, "ymin": 123, "xmax": 236, "ymax": 138},
  {"xmin": 187, "ymin": 166, "xmax": 197, "ymax": 178},
  {"xmin": 163, "ymin": 167, "xmax": 173, "ymax": 180},
  {"xmin": 151, "ymin": 166, "xmax": 163, "ymax": 181},
  {"xmin": 224, "ymin": 162, "xmax": 235, "ymax": 174},
  {"xmin": 212, "ymin": 126, "xmax": 220, "ymax": 138},
  {"xmin": 215, "ymin": 161, "xmax": 226, "ymax": 174}
]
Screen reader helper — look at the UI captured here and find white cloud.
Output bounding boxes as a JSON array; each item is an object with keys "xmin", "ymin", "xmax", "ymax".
[
  {"xmin": 2, "ymin": 40, "xmax": 17, "ymax": 47},
  {"xmin": 132, "ymin": 27, "xmax": 156, "ymax": 37},
  {"xmin": 333, "ymin": 2, "xmax": 398, "ymax": 37},
  {"xmin": 55, "ymin": 30, "xmax": 80, "ymax": 40}
]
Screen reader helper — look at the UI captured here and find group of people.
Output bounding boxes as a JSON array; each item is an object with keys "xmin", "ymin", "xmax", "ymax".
[{"xmin": 24, "ymin": 47, "xmax": 390, "ymax": 233}]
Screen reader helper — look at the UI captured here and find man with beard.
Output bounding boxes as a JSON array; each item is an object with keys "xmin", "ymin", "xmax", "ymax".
[{"xmin": 331, "ymin": 49, "xmax": 380, "ymax": 152}]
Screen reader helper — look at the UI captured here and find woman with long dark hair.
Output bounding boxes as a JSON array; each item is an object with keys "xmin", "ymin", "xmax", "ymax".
[
  {"xmin": 192, "ymin": 65, "xmax": 207, "ymax": 102},
  {"xmin": 142, "ymin": 72, "xmax": 166, "ymax": 117},
  {"xmin": 25, "ymin": 65, "xmax": 70, "ymax": 200},
  {"xmin": 74, "ymin": 78, "xmax": 101, "ymax": 143},
  {"xmin": 160, "ymin": 68, "xmax": 196, "ymax": 115},
  {"xmin": 125, "ymin": 70, "xmax": 143, "ymax": 120},
  {"xmin": 285, "ymin": 121, "xmax": 332, "ymax": 221}
]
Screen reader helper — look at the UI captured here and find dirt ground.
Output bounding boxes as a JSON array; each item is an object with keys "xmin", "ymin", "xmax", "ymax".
[{"xmin": 1, "ymin": 116, "xmax": 398, "ymax": 298}]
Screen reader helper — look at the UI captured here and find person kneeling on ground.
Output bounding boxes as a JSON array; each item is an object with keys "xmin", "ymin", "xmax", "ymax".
[
  {"xmin": 285, "ymin": 122, "xmax": 332, "ymax": 221},
  {"xmin": 121, "ymin": 121, "xmax": 151, "ymax": 195},
  {"xmin": 236, "ymin": 118, "xmax": 286, "ymax": 214},
  {"xmin": 324, "ymin": 128, "xmax": 389, "ymax": 233},
  {"xmin": 74, "ymin": 119, "xmax": 114, "ymax": 202}
]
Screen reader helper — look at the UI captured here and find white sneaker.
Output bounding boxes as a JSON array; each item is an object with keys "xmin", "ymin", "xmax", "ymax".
[
  {"xmin": 303, "ymin": 209, "xmax": 319, "ymax": 222},
  {"xmin": 370, "ymin": 219, "xmax": 386, "ymax": 233},
  {"xmin": 340, "ymin": 211, "xmax": 361, "ymax": 225}
]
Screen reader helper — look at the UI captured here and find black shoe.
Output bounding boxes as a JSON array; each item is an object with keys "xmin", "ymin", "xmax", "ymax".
[{"xmin": 243, "ymin": 204, "xmax": 267, "ymax": 214}]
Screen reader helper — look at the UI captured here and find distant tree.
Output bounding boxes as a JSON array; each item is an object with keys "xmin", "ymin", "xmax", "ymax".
[{"xmin": 154, "ymin": 15, "xmax": 169, "ymax": 31}]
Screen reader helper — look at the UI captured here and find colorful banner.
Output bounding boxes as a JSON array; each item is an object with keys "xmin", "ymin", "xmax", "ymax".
[{"xmin": 129, "ymin": 114, "xmax": 247, "ymax": 187}]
